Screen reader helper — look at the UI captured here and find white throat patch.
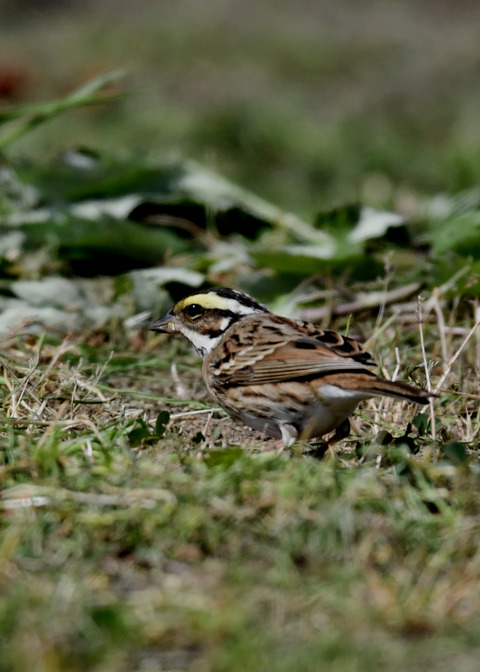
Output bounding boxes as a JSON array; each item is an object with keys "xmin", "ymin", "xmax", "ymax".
[{"xmin": 180, "ymin": 327, "xmax": 224, "ymax": 357}]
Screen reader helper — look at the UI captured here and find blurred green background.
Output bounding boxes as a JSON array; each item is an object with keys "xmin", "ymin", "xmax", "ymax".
[
  {"xmin": 2, "ymin": 0, "xmax": 480, "ymax": 218},
  {"xmin": 3, "ymin": 7, "xmax": 480, "ymax": 672}
]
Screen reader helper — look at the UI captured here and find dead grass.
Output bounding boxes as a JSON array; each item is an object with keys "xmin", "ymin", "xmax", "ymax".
[{"xmin": 1, "ymin": 295, "xmax": 480, "ymax": 671}]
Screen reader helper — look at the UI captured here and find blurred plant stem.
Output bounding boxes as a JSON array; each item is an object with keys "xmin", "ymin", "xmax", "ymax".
[{"xmin": 0, "ymin": 70, "xmax": 126, "ymax": 152}]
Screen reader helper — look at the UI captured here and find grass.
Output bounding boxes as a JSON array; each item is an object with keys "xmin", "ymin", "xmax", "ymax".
[
  {"xmin": 2, "ymin": 2, "xmax": 480, "ymax": 669},
  {"xmin": 1, "ymin": 306, "xmax": 480, "ymax": 672}
]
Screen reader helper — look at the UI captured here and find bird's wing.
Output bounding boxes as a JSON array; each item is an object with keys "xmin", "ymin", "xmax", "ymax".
[
  {"xmin": 206, "ymin": 315, "xmax": 431, "ymax": 403},
  {"xmin": 226, "ymin": 338, "xmax": 373, "ymax": 385},
  {"xmin": 208, "ymin": 317, "xmax": 374, "ymax": 386}
]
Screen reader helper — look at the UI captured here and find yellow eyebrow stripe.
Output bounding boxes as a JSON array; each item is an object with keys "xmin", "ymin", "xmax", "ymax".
[{"xmin": 176, "ymin": 293, "xmax": 228, "ymax": 311}]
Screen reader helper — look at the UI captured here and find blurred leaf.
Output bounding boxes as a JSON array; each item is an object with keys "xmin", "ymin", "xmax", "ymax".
[
  {"xmin": 251, "ymin": 239, "xmax": 362, "ymax": 275},
  {"xmin": 422, "ymin": 189, "xmax": 480, "ymax": 220},
  {"xmin": 0, "ymin": 276, "xmax": 126, "ymax": 334},
  {"xmin": 347, "ymin": 206, "xmax": 407, "ymax": 244},
  {"xmin": 15, "ymin": 154, "xmax": 325, "ymax": 241},
  {"xmin": 127, "ymin": 420, "xmax": 152, "ymax": 447},
  {"xmin": 442, "ymin": 442, "xmax": 469, "ymax": 465},
  {"xmin": 9, "ymin": 215, "xmax": 187, "ymax": 276},
  {"xmin": 0, "ymin": 165, "xmax": 40, "ymax": 216},
  {"xmin": 413, "ymin": 412, "xmax": 430, "ymax": 436},
  {"xmin": 252, "ymin": 204, "xmax": 412, "ymax": 276},
  {"xmin": 314, "ymin": 203, "xmax": 361, "ymax": 235},
  {"xmin": 427, "ymin": 212, "xmax": 480, "ymax": 257},
  {"xmin": 155, "ymin": 411, "xmax": 170, "ymax": 437},
  {"xmin": 175, "ymin": 161, "xmax": 327, "ymax": 242},
  {"xmin": 12, "ymin": 276, "xmax": 83, "ymax": 307},
  {"xmin": 128, "ymin": 267, "xmax": 205, "ymax": 312},
  {"xmin": 3, "ymin": 144, "xmax": 473, "ymax": 321},
  {"xmin": 4, "ymin": 154, "xmax": 339, "ymax": 284},
  {"xmin": 14, "ymin": 151, "xmax": 183, "ymax": 202},
  {"xmin": 90, "ymin": 604, "xmax": 129, "ymax": 634},
  {"xmin": 314, "ymin": 203, "xmax": 408, "ymax": 245}
]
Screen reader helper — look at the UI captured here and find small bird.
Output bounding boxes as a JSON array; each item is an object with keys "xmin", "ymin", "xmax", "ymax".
[{"xmin": 149, "ymin": 287, "xmax": 433, "ymax": 448}]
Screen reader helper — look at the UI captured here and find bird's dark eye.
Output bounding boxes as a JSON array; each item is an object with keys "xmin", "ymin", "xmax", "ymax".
[{"xmin": 184, "ymin": 303, "xmax": 205, "ymax": 320}]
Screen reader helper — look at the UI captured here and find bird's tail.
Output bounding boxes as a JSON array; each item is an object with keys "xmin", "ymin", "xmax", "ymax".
[{"xmin": 364, "ymin": 377, "xmax": 434, "ymax": 404}]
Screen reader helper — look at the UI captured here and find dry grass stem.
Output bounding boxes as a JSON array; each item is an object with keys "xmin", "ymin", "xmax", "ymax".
[{"xmin": 434, "ymin": 318, "xmax": 480, "ymax": 394}]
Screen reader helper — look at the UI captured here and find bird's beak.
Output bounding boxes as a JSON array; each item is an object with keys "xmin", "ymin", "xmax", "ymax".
[{"xmin": 148, "ymin": 310, "xmax": 180, "ymax": 334}]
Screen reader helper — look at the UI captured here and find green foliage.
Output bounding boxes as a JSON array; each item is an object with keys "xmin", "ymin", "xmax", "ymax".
[
  {"xmin": 2, "ymin": 127, "xmax": 480, "ymax": 668},
  {"xmin": 1, "ymin": 20, "xmax": 480, "ymax": 672},
  {"xmin": 3, "ymin": 147, "xmax": 480, "ymax": 336},
  {"xmin": 127, "ymin": 411, "xmax": 170, "ymax": 446}
]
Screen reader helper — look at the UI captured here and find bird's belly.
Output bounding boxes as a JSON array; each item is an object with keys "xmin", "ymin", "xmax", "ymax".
[
  {"xmin": 299, "ymin": 384, "xmax": 369, "ymax": 439},
  {"xmin": 298, "ymin": 399, "xmax": 358, "ymax": 439},
  {"xmin": 209, "ymin": 382, "xmax": 367, "ymax": 442}
]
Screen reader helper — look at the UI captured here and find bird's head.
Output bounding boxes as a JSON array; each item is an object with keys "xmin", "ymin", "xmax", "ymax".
[{"xmin": 149, "ymin": 287, "xmax": 270, "ymax": 356}]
